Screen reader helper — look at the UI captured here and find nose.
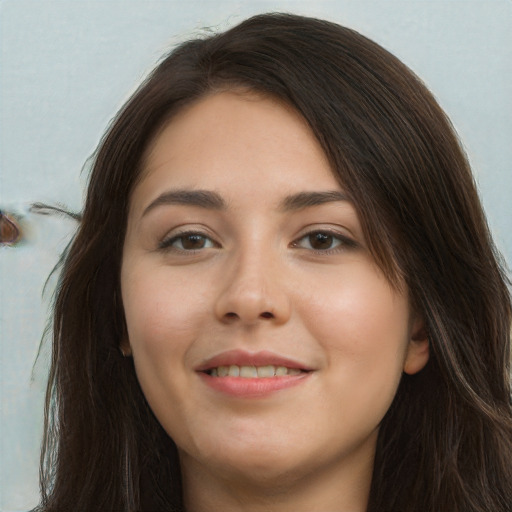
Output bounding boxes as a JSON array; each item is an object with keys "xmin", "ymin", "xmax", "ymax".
[{"xmin": 214, "ymin": 248, "xmax": 291, "ymax": 326}]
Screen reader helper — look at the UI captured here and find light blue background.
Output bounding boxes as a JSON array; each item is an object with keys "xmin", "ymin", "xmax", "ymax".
[{"xmin": 1, "ymin": 1, "xmax": 511, "ymax": 510}]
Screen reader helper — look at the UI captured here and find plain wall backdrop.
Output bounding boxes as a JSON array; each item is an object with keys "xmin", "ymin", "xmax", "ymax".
[{"xmin": 0, "ymin": 1, "xmax": 511, "ymax": 510}]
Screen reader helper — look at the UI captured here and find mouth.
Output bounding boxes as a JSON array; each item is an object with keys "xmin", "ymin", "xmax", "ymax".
[
  {"xmin": 195, "ymin": 349, "xmax": 314, "ymax": 376},
  {"xmin": 196, "ymin": 350, "xmax": 314, "ymax": 397},
  {"xmin": 203, "ymin": 364, "xmax": 307, "ymax": 378}
]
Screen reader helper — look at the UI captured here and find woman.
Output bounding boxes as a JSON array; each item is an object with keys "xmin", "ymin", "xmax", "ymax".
[{"xmin": 36, "ymin": 13, "xmax": 512, "ymax": 512}]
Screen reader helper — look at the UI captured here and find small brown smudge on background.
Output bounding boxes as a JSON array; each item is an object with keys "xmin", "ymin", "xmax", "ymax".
[{"xmin": 0, "ymin": 211, "xmax": 21, "ymax": 245}]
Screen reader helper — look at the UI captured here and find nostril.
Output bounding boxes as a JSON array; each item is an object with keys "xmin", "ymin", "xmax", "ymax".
[{"xmin": 221, "ymin": 311, "xmax": 276, "ymax": 322}]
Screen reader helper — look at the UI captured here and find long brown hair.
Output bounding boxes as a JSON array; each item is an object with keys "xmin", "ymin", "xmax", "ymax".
[{"xmin": 36, "ymin": 13, "xmax": 512, "ymax": 512}]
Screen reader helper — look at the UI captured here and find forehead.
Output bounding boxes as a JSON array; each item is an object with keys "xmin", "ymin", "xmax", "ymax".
[{"xmin": 130, "ymin": 91, "xmax": 341, "ymax": 215}]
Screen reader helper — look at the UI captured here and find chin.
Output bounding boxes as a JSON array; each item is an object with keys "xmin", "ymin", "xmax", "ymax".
[{"xmin": 191, "ymin": 434, "xmax": 318, "ymax": 487}]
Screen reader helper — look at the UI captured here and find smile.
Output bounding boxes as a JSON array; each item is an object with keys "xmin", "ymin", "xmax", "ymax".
[
  {"xmin": 206, "ymin": 365, "xmax": 304, "ymax": 378},
  {"xmin": 195, "ymin": 349, "xmax": 314, "ymax": 397}
]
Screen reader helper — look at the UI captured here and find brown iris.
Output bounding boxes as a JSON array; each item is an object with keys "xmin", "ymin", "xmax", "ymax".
[
  {"xmin": 308, "ymin": 232, "xmax": 334, "ymax": 250},
  {"xmin": 180, "ymin": 234, "xmax": 208, "ymax": 250}
]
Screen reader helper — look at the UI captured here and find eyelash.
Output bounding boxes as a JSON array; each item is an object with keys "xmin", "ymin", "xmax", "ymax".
[
  {"xmin": 158, "ymin": 230, "xmax": 218, "ymax": 252},
  {"xmin": 291, "ymin": 230, "xmax": 357, "ymax": 254},
  {"xmin": 158, "ymin": 229, "xmax": 357, "ymax": 254}
]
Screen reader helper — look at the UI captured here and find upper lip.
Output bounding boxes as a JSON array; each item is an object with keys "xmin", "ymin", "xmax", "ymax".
[{"xmin": 195, "ymin": 349, "xmax": 314, "ymax": 372}]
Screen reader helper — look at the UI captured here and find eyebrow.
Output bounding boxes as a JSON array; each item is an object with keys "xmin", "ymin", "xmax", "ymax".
[
  {"xmin": 142, "ymin": 189, "xmax": 350, "ymax": 217},
  {"xmin": 142, "ymin": 189, "xmax": 226, "ymax": 217},
  {"xmin": 279, "ymin": 190, "xmax": 350, "ymax": 211}
]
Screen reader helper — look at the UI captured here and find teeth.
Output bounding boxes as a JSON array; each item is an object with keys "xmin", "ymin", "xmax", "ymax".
[
  {"xmin": 217, "ymin": 366, "xmax": 229, "ymax": 377},
  {"xmin": 208, "ymin": 364, "xmax": 304, "ymax": 378},
  {"xmin": 257, "ymin": 365, "xmax": 275, "ymax": 377},
  {"xmin": 275, "ymin": 366, "xmax": 287, "ymax": 376},
  {"xmin": 240, "ymin": 365, "xmax": 258, "ymax": 378}
]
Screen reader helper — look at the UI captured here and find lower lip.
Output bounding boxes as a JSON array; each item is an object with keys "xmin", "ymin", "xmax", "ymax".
[{"xmin": 198, "ymin": 373, "xmax": 311, "ymax": 398}]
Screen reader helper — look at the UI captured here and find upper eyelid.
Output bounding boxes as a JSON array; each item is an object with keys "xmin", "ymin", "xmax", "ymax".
[
  {"xmin": 158, "ymin": 228, "xmax": 220, "ymax": 251},
  {"xmin": 292, "ymin": 229, "xmax": 356, "ymax": 247},
  {"xmin": 292, "ymin": 225, "xmax": 356, "ymax": 241},
  {"xmin": 161, "ymin": 225, "xmax": 217, "ymax": 240}
]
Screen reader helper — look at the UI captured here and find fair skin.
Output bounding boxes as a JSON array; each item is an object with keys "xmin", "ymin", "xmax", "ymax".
[{"xmin": 121, "ymin": 91, "xmax": 429, "ymax": 512}]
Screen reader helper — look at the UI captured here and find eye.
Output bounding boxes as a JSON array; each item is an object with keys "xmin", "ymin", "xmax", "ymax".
[
  {"xmin": 292, "ymin": 230, "xmax": 356, "ymax": 252},
  {"xmin": 159, "ymin": 231, "xmax": 217, "ymax": 251}
]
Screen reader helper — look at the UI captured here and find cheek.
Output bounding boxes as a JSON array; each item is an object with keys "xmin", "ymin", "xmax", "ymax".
[
  {"xmin": 297, "ymin": 264, "xmax": 411, "ymax": 411},
  {"xmin": 121, "ymin": 264, "xmax": 212, "ymax": 412},
  {"xmin": 122, "ymin": 264, "xmax": 207, "ymax": 352},
  {"xmin": 120, "ymin": 265, "xmax": 212, "ymax": 432}
]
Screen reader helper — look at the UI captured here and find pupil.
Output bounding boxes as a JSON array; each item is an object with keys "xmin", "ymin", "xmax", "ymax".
[
  {"xmin": 182, "ymin": 235, "xmax": 205, "ymax": 249},
  {"xmin": 309, "ymin": 233, "xmax": 332, "ymax": 250}
]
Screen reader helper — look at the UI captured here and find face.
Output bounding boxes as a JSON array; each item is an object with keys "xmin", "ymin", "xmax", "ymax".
[{"xmin": 121, "ymin": 91, "xmax": 429, "ymax": 490}]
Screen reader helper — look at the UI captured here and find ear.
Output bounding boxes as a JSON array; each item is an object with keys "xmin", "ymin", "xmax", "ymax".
[
  {"xmin": 115, "ymin": 289, "xmax": 132, "ymax": 357},
  {"xmin": 403, "ymin": 317, "xmax": 429, "ymax": 375},
  {"xmin": 120, "ymin": 337, "xmax": 132, "ymax": 357}
]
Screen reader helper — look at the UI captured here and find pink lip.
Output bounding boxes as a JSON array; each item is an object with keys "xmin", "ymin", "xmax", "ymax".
[
  {"xmin": 195, "ymin": 349, "xmax": 313, "ymax": 372},
  {"xmin": 195, "ymin": 349, "xmax": 314, "ymax": 398},
  {"xmin": 198, "ymin": 373, "xmax": 310, "ymax": 398}
]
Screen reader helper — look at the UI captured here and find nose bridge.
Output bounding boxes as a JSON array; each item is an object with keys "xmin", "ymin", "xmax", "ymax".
[{"xmin": 215, "ymin": 236, "xmax": 290, "ymax": 324}]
